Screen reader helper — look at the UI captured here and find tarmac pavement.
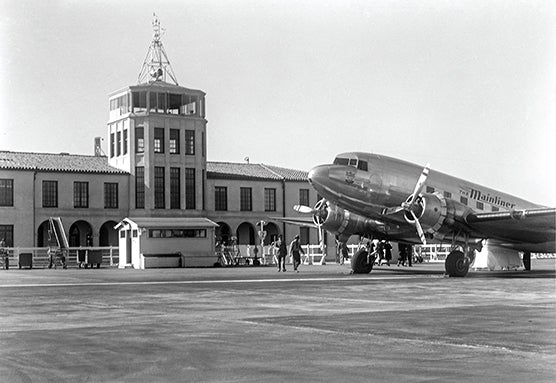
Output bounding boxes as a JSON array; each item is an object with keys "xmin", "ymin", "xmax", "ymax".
[{"xmin": 0, "ymin": 260, "xmax": 555, "ymax": 382}]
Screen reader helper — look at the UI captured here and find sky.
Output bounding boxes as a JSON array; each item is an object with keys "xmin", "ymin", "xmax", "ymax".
[{"xmin": 1, "ymin": 0, "xmax": 555, "ymax": 206}]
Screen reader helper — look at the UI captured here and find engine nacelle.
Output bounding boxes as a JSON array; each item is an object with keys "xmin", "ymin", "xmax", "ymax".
[
  {"xmin": 405, "ymin": 193, "xmax": 457, "ymax": 238},
  {"xmin": 318, "ymin": 203, "xmax": 384, "ymax": 242}
]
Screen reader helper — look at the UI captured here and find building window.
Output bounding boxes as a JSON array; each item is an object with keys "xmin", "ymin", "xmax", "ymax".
[
  {"xmin": 492, "ymin": 206, "xmax": 499, "ymax": 212},
  {"xmin": 300, "ymin": 227, "xmax": 310, "ymax": 245},
  {"xmin": 299, "ymin": 189, "xmax": 310, "ymax": 206},
  {"xmin": 202, "ymin": 132, "xmax": 206, "ymax": 157},
  {"xmin": 136, "ymin": 167, "xmax": 144, "ymax": 209},
  {"xmin": 154, "ymin": 128, "xmax": 164, "ymax": 153},
  {"xmin": 0, "ymin": 179, "xmax": 13, "ymax": 207},
  {"xmin": 116, "ymin": 131, "xmax": 122, "ymax": 156},
  {"xmin": 170, "ymin": 167, "xmax": 180, "ymax": 209},
  {"xmin": 154, "ymin": 167, "xmax": 165, "ymax": 209},
  {"xmin": 136, "ymin": 127, "xmax": 144, "ymax": 153},
  {"xmin": 42, "ymin": 180, "xmax": 58, "ymax": 208},
  {"xmin": 104, "ymin": 183, "xmax": 118, "ymax": 209},
  {"xmin": 426, "ymin": 186, "xmax": 435, "ymax": 193},
  {"xmin": 169, "ymin": 129, "xmax": 180, "ymax": 154},
  {"xmin": 265, "ymin": 188, "xmax": 276, "ymax": 212},
  {"xmin": 185, "ymin": 168, "xmax": 196, "ymax": 209},
  {"xmin": 240, "ymin": 187, "xmax": 252, "ymax": 211},
  {"xmin": 460, "ymin": 196, "xmax": 468, "ymax": 206},
  {"xmin": 444, "ymin": 191, "xmax": 452, "ymax": 199},
  {"xmin": 215, "ymin": 186, "xmax": 227, "ymax": 211},
  {"xmin": 0, "ymin": 225, "xmax": 13, "ymax": 247},
  {"xmin": 123, "ymin": 129, "xmax": 128, "ymax": 155},
  {"xmin": 110, "ymin": 132, "xmax": 115, "ymax": 158},
  {"xmin": 185, "ymin": 130, "xmax": 195, "ymax": 155},
  {"xmin": 132, "ymin": 91, "xmax": 147, "ymax": 113},
  {"xmin": 476, "ymin": 201, "xmax": 484, "ymax": 210},
  {"xmin": 74, "ymin": 182, "xmax": 89, "ymax": 208}
]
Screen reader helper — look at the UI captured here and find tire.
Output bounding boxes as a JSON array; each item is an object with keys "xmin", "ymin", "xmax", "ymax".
[
  {"xmin": 351, "ymin": 249, "xmax": 373, "ymax": 274},
  {"xmin": 445, "ymin": 250, "xmax": 469, "ymax": 277}
]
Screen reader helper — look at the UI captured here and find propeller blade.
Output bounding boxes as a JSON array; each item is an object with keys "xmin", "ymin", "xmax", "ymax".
[
  {"xmin": 383, "ymin": 206, "xmax": 404, "ymax": 215},
  {"xmin": 293, "ymin": 205, "xmax": 314, "ymax": 214},
  {"xmin": 410, "ymin": 211, "xmax": 427, "ymax": 245},
  {"xmin": 408, "ymin": 163, "xmax": 430, "ymax": 206}
]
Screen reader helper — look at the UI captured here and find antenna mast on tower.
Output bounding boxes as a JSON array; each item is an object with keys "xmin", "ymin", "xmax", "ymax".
[{"xmin": 138, "ymin": 13, "xmax": 179, "ymax": 85}]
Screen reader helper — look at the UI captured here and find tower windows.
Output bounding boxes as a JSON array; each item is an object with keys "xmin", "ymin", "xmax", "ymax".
[
  {"xmin": 185, "ymin": 130, "xmax": 195, "ymax": 155},
  {"xmin": 154, "ymin": 167, "xmax": 165, "ymax": 209},
  {"xmin": 169, "ymin": 129, "xmax": 180, "ymax": 154},
  {"xmin": 154, "ymin": 128, "xmax": 164, "ymax": 153},
  {"xmin": 170, "ymin": 167, "xmax": 180, "ymax": 209},
  {"xmin": 135, "ymin": 167, "xmax": 145, "ymax": 209},
  {"xmin": 240, "ymin": 187, "xmax": 252, "ymax": 211},
  {"xmin": 136, "ymin": 127, "xmax": 144, "ymax": 153},
  {"xmin": 185, "ymin": 168, "xmax": 196, "ymax": 209}
]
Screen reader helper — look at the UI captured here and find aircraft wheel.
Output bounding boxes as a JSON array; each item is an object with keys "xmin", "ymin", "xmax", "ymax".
[
  {"xmin": 445, "ymin": 250, "xmax": 469, "ymax": 277},
  {"xmin": 351, "ymin": 249, "xmax": 373, "ymax": 274}
]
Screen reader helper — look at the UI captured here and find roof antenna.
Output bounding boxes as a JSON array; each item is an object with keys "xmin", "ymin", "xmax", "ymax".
[{"xmin": 137, "ymin": 13, "xmax": 179, "ymax": 85}]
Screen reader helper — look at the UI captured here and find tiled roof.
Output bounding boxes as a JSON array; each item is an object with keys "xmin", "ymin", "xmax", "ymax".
[
  {"xmin": 207, "ymin": 162, "xmax": 308, "ymax": 182},
  {"xmin": 0, "ymin": 151, "xmax": 308, "ymax": 180},
  {"xmin": 0, "ymin": 151, "xmax": 128, "ymax": 174}
]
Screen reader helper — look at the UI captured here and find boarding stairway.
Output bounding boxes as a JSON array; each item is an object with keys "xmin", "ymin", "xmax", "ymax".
[{"xmin": 48, "ymin": 217, "xmax": 69, "ymax": 268}]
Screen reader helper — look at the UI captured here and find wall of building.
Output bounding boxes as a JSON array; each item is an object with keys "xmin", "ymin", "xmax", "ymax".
[{"xmin": 0, "ymin": 170, "xmax": 35, "ymax": 247}]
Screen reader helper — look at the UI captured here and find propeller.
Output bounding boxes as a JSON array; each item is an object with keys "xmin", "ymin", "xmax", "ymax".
[
  {"xmin": 294, "ymin": 199, "xmax": 327, "ymax": 250},
  {"xmin": 383, "ymin": 164, "xmax": 430, "ymax": 244}
]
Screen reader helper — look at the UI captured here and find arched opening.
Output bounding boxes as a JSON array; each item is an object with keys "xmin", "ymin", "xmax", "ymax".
[
  {"xmin": 69, "ymin": 220, "xmax": 93, "ymax": 247},
  {"xmin": 236, "ymin": 222, "xmax": 255, "ymax": 245},
  {"xmin": 37, "ymin": 220, "xmax": 50, "ymax": 247},
  {"xmin": 215, "ymin": 222, "xmax": 232, "ymax": 245},
  {"xmin": 262, "ymin": 222, "xmax": 280, "ymax": 245},
  {"xmin": 99, "ymin": 221, "xmax": 119, "ymax": 246}
]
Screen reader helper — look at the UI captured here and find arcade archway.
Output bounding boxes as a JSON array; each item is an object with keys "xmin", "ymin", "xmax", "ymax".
[
  {"xmin": 99, "ymin": 221, "xmax": 119, "ymax": 246},
  {"xmin": 236, "ymin": 222, "xmax": 255, "ymax": 245},
  {"xmin": 69, "ymin": 220, "xmax": 93, "ymax": 247},
  {"xmin": 262, "ymin": 222, "xmax": 280, "ymax": 245},
  {"xmin": 216, "ymin": 222, "xmax": 232, "ymax": 245}
]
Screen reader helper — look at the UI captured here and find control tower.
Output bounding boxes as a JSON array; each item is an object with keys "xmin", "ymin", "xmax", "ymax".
[{"xmin": 107, "ymin": 14, "xmax": 207, "ymax": 216}]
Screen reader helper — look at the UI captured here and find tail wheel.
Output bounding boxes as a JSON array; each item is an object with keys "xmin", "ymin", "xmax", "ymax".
[
  {"xmin": 351, "ymin": 248, "xmax": 373, "ymax": 274},
  {"xmin": 445, "ymin": 250, "xmax": 469, "ymax": 277}
]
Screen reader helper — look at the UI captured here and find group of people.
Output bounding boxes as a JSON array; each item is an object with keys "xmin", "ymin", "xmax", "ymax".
[
  {"xmin": 273, "ymin": 234, "xmax": 304, "ymax": 273},
  {"xmin": 363, "ymin": 239, "xmax": 393, "ymax": 266}
]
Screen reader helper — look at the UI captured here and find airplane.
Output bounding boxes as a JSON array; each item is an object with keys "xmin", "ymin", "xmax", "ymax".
[{"xmin": 286, "ymin": 152, "xmax": 555, "ymax": 277}]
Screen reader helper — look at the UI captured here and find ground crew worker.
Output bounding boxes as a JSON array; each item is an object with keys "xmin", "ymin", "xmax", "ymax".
[
  {"xmin": 0, "ymin": 238, "xmax": 7, "ymax": 269},
  {"xmin": 276, "ymin": 235, "xmax": 287, "ymax": 272},
  {"xmin": 289, "ymin": 234, "xmax": 305, "ymax": 273}
]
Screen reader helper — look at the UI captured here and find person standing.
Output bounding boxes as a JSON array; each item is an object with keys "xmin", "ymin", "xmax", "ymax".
[
  {"xmin": 276, "ymin": 235, "xmax": 287, "ymax": 272},
  {"xmin": 0, "ymin": 238, "xmax": 7, "ymax": 270},
  {"xmin": 289, "ymin": 234, "xmax": 305, "ymax": 273},
  {"xmin": 384, "ymin": 240, "xmax": 392, "ymax": 266},
  {"xmin": 397, "ymin": 243, "xmax": 407, "ymax": 266}
]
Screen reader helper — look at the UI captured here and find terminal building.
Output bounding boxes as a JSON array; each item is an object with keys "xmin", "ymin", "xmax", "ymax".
[{"xmin": 0, "ymin": 16, "xmax": 326, "ymax": 266}]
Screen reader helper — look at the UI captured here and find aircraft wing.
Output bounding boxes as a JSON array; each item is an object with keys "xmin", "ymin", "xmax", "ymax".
[
  {"xmin": 268, "ymin": 216, "xmax": 316, "ymax": 228},
  {"xmin": 465, "ymin": 207, "xmax": 556, "ymax": 246}
]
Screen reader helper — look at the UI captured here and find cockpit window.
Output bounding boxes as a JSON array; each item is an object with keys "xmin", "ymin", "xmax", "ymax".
[
  {"xmin": 349, "ymin": 159, "xmax": 357, "ymax": 166},
  {"xmin": 333, "ymin": 157, "xmax": 349, "ymax": 165},
  {"xmin": 357, "ymin": 160, "xmax": 368, "ymax": 171}
]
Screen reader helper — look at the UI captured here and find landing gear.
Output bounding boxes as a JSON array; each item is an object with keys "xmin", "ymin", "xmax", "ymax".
[
  {"xmin": 351, "ymin": 248, "xmax": 374, "ymax": 274},
  {"xmin": 445, "ymin": 250, "xmax": 470, "ymax": 277}
]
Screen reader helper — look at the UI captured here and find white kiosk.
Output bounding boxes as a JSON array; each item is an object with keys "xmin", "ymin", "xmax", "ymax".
[{"xmin": 115, "ymin": 217, "xmax": 219, "ymax": 269}]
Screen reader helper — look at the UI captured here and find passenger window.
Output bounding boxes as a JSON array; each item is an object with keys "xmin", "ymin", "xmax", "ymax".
[{"xmin": 357, "ymin": 161, "xmax": 368, "ymax": 171}]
